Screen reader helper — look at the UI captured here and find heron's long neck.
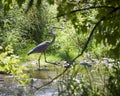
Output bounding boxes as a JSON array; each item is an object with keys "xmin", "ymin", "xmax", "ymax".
[{"xmin": 50, "ymin": 34, "xmax": 55, "ymax": 44}]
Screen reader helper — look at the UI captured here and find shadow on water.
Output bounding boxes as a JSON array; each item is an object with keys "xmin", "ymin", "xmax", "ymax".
[{"xmin": 0, "ymin": 66, "xmax": 59, "ymax": 96}]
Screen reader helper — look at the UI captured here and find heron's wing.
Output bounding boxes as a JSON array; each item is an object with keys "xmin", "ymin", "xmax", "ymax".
[{"xmin": 28, "ymin": 41, "xmax": 51, "ymax": 55}]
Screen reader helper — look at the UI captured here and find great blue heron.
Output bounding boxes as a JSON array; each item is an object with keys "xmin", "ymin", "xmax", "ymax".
[{"xmin": 28, "ymin": 27, "xmax": 62, "ymax": 69}]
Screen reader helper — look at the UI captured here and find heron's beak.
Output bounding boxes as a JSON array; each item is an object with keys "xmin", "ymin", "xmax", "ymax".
[
  {"xmin": 51, "ymin": 26, "xmax": 63, "ymax": 30},
  {"xmin": 48, "ymin": 27, "xmax": 63, "ymax": 34},
  {"xmin": 54, "ymin": 27, "xmax": 63, "ymax": 30}
]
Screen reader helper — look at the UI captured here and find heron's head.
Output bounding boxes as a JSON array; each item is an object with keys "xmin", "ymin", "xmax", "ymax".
[{"xmin": 49, "ymin": 27, "xmax": 63, "ymax": 34}]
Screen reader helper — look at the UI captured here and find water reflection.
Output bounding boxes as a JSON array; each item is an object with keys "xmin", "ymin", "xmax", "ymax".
[{"xmin": 0, "ymin": 67, "xmax": 58, "ymax": 96}]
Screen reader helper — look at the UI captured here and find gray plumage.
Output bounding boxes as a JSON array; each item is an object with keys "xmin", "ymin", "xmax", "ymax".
[
  {"xmin": 28, "ymin": 41, "xmax": 51, "ymax": 55},
  {"xmin": 27, "ymin": 27, "xmax": 59, "ymax": 55}
]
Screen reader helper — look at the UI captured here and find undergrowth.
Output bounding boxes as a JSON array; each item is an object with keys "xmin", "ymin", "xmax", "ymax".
[{"xmin": 57, "ymin": 59, "xmax": 120, "ymax": 96}]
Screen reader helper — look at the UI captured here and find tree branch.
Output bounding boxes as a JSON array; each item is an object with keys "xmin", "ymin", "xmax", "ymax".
[
  {"xmin": 70, "ymin": 7, "xmax": 120, "ymax": 63},
  {"xmin": 70, "ymin": 6, "xmax": 115, "ymax": 14},
  {"xmin": 56, "ymin": 6, "xmax": 115, "ymax": 18},
  {"xmin": 71, "ymin": 18, "xmax": 104, "ymax": 63},
  {"xmin": 34, "ymin": 68, "xmax": 69, "ymax": 90}
]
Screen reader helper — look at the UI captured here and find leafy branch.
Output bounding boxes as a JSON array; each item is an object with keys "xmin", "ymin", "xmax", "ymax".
[
  {"xmin": 70, "ymin": 7, "xmax": 120, "ymax": 63},
  {"xmin": 56, "ymin": 5, "xmax": 116, "ymax": 18},
  {"xmin": 71, "ymin": 18, "xmax": 103, "ymax": 63}
]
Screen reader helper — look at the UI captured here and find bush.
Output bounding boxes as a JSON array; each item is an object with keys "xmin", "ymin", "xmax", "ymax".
[{"xmin": 0, "ymin": 45, "xmax": 30, "ymax": 86}]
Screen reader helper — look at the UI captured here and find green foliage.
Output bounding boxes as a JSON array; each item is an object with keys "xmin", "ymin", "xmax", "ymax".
[
  {"xmin": 0, "ymin": 4, "xmax": 27, "ymax": 54},
  {"xmin": 107, "ymin": 64, "xmax": 120, "ymax": 96},
  {"xmin": 0, "ymin": 45, "xmax": 18, "ymax": 73},
  {"xmin": 0, "ymin": 45, "xmax": 30, "ymax": 86},
  {"xmin": 56, "ymin": 0, "xmax": 120, "ymax": 59},
  {"xmin": 2, "ymin": 0, "xmax": 120, "ymax": 59},
  {"xmin": 58, "ymin": 66, "xmax": 90, "ymax": 96},
  {"xmin": 16, "ymin": 0, "xmax": 25, "ymax": 7},
  {"xmin": 2, "ymin": 0, "xmax": 15, "ymax": 13},
  {"xmin": 58, "ymin": 61, "xmax": 120, "ymax": 96},
  {"xmin": 1, "ymin": 1, "xmax": 120, "ymax": 95},
  {"xmin": 0, "ymin": 1, "xmax": 50, "ymax": 55},
  {"xmin": 95, "ymin": 9, "xmax": 120, "ymax": 59}
]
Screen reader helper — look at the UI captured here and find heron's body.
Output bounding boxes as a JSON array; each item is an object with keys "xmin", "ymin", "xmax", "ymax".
[{"xmin": 28, "ymin": 41, "xmax": 51, "ymax": 55}]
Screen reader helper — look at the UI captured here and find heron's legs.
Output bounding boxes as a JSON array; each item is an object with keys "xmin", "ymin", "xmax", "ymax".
[
  {"xmin": 44, "ymin": 52, "xmax": 51, "ymax": 63},
  {"xmin": 44, "ymin": 52, "xmax": 47, "ymax": 63},
  {"xmin": 44, "ymin": 52, "xmax": 59, "ymax": 66},
  {"xmin": 38, "ymin": 54, "xmax": 41, "ymax": 69}
]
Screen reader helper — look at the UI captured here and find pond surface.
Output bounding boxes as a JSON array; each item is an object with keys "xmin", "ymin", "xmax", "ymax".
[{"xmin": 0, "ymin": 66, "xmax": 59, "ymax": 96}]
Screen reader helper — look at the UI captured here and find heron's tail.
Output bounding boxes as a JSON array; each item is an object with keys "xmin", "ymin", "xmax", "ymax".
[
  {"xmin": 27, "ymin": 50, "xmax": 33, "ymax": 55},
  {"xmin": 27, "ymin": 52, "xmax": 30, "ymax": 55}
]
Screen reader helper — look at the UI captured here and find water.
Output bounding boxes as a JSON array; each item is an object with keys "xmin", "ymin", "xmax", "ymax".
[
  {"xmin": 35, "ymin": 86, "xmax": 58, "ymax": 96},
  {"xmin": 0, "ymin": 67, "xmax": 59, "ymax": 96}
]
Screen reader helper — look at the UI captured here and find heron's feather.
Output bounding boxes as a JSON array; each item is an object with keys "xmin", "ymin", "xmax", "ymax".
[{"xmin": 28, "ymin": 41, "xmax": 51, "ymax": 55}]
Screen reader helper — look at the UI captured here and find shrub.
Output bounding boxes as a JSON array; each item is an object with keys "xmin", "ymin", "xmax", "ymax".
[{"xmin": 0, "ymin": 45, "xmax": 30, "ymax": 86}]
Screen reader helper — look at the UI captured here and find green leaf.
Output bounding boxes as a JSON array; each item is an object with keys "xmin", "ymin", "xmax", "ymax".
[
  {"xmin": 36, "ymin": 0, "xmax": 42, "ymax": 8},
  {"xmin": 16, "ymin": 0, "xmax": 25, "ymax": 7}
]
